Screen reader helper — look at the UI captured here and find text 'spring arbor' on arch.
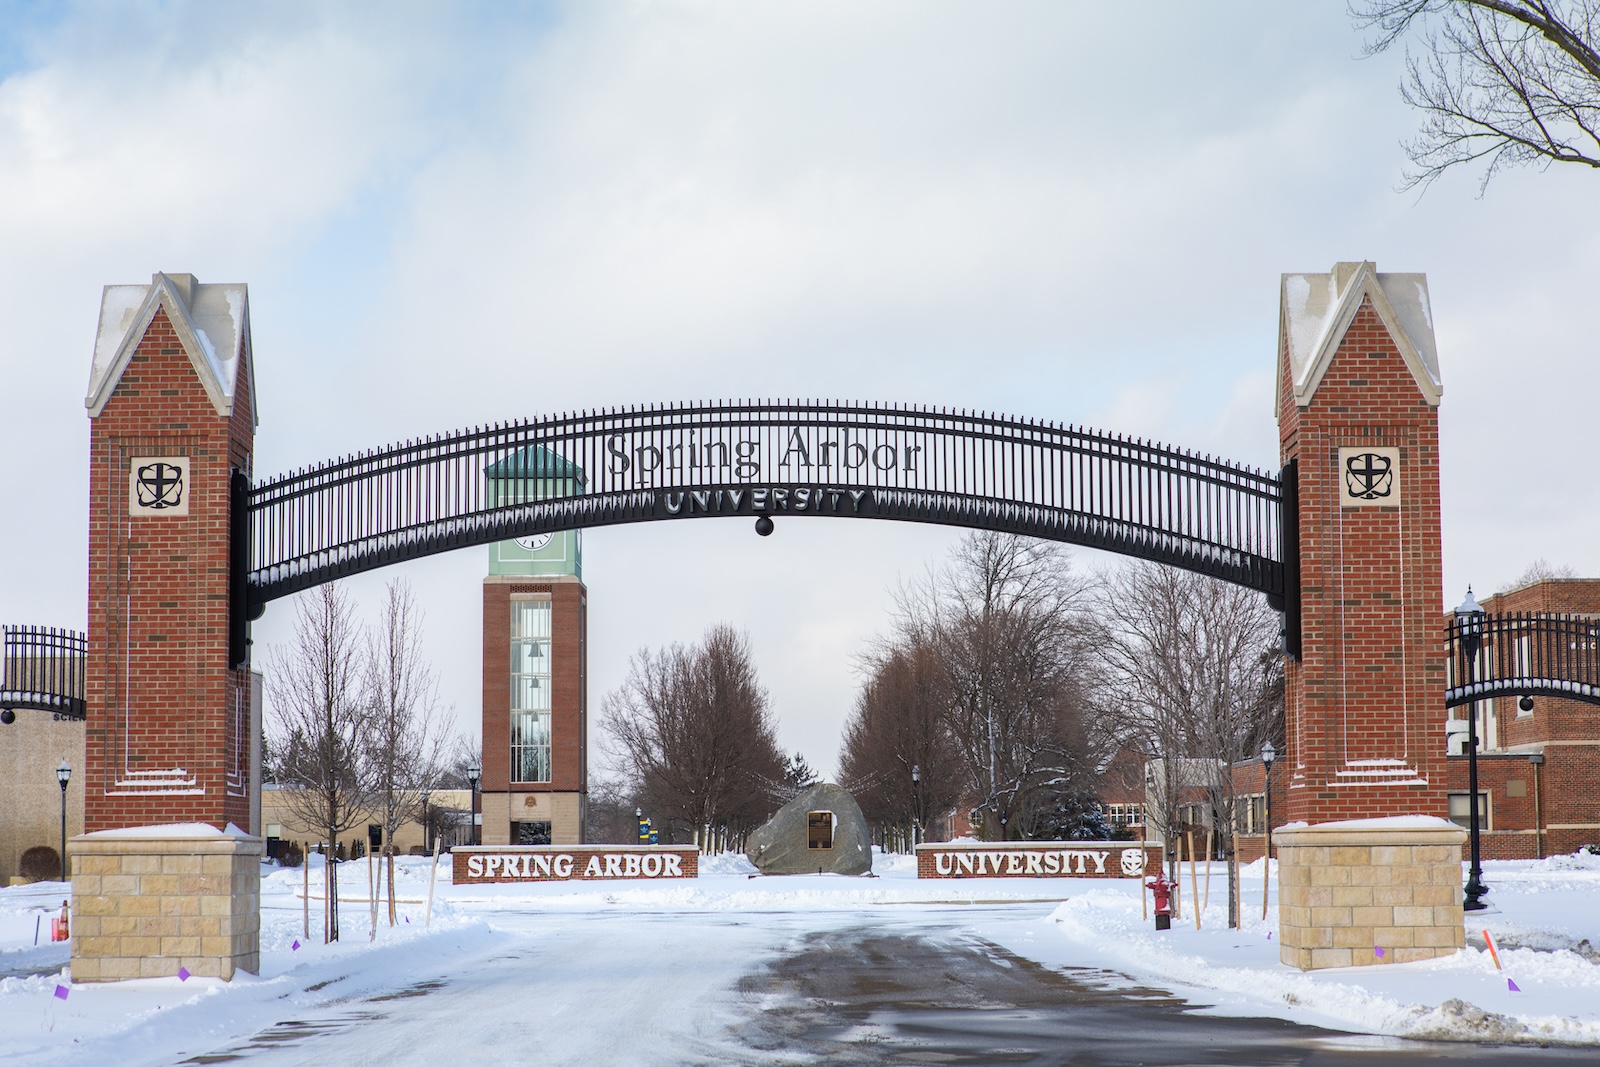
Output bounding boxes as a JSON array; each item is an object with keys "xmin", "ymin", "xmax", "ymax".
[{"xmin": 244, "ymin": 400, "xmax": 1296, "ymax": 626}]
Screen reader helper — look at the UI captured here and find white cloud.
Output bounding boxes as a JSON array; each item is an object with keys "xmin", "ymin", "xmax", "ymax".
[{"xmin": 2, "ymin": 2, "xmax": 1597, "ymax": 778}]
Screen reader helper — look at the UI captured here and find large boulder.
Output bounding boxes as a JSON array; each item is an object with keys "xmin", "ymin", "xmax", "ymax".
[{"xmin": 746, "ymin": 783, "xmax": 872, "ymax": 876}]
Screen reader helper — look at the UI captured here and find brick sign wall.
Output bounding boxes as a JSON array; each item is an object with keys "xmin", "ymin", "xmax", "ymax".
[
  {"xmin": 915, "ymin": 842, "xmax": 1160, "ymax": 879},
  {"xmin": 452, "ymin": 845, "xmax": 699, "ymax": 883}
]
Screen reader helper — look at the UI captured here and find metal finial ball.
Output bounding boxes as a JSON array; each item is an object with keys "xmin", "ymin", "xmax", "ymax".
[
  {"xmin": 1519, "ymin": 695, "xmax": 1535, "ymax": 713},
  {"xmin": 0, "ymin": 709, "xmax": 14, "ymax": 725},
  {"xmin": 754, "ymin": 515, "xmax": 774, "ymax": 537}
]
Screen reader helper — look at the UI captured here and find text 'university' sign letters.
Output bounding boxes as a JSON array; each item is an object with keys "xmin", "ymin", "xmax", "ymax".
[{"xmin": 915, "ymin": 842, "xmax": 1160, "ymax": 879}]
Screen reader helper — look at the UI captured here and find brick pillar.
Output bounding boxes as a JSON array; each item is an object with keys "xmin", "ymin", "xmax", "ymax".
[
  {"xmin": 84, "ymin": 274, "xmax": 256, "ymax": 832},
  {"xmin": 1277, "ymin": 262, "xmax": 1447, "ymax": 824},
  {"xmin": 482, "ymin": 575, "xmax": 588, "ymax": 845}
]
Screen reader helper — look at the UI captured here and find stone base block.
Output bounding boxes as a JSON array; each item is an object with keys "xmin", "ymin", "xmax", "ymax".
[
  {"xmin": 68, "ymin": 824, "xmax": 263, "ymax": 983},
  {"xmin": 1275, "ymin": 818, "xmax": 1467, "ymax": 971}
]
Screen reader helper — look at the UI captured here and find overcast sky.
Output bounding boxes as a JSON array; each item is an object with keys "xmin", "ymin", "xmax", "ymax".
[{"xmin": 2, "ymin": 2, "xmax": 1596, "ymax": 778}]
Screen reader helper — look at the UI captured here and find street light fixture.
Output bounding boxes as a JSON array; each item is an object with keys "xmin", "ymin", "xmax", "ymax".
[
  {"xmin": 1455, "ymin": 587, "xmax": 1489, "ymax": 911},
  {"xmin": 467, "ymin": 764, "xmax": 482, "ymax": 846},
  {"xmin": 1260, "ymin": 741, "xmax": 1274, "ymax": 921},
  {"xmin": 56, "ymin": 760, "xmax": 71, "ymax": 883}
]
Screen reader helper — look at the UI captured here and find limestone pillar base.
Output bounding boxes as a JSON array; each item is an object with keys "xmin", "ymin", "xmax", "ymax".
[
  {"xmin": 68, "ymin": 824, "xmax": 263, "ymax": 982},
  {"xmin": 1275, "ymin": 818, "xmax": 1467, "ymax": 970}
]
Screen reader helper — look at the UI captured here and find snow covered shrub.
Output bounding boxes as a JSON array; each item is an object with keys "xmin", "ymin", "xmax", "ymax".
[{"xmin": 18, "ymin": 846, "xmax": 60, "ymax": 882}]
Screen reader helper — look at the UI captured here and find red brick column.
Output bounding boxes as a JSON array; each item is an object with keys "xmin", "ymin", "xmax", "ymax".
[
  {"xmin": 1277, "ymin": 263, "xmax": 1447, "ymax": 825},
  {"xmin": 85, "ymin": 278, "xmax": 254, "ymax": 831}
]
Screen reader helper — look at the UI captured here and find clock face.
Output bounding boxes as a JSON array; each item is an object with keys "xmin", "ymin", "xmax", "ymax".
[{"xmin": 515, "ymin": 533, "xmax": 554, "ymax": 552}]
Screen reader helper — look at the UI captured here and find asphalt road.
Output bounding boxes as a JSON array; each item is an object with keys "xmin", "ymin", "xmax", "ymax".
[
  {"xmin": 171, "ymin": 909, "xmax": 1600, "ymax": 1067},
  {"xmin": 729, "ymin": 928, "xmax": 1600, "ymax": 1065}
]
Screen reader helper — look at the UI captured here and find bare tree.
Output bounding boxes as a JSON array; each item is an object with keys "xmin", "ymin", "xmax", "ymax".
[
  {"xmin": 884, "ymin": 532, "xmax": 1098, "ymax": 841},
  {"xmin": 1354, "ymin": 1, "xmax": 1600, "ymax": 190},
  {"xmin": 365, "ymin": 579, "xmax": 450, "ymax": 925},
  {"xmin": 602, "ymin": 624, "xmax": 786, "ymax": 849},
  {"xmin": 1095, "ymin": 563, "xmax": 1280, "ymax": 929},
  {"xmin": 1505, "ymin": 557, "xmax": 1580, "ymax": 589},
  {"xmin": 267, "ymin": 583, "xmax": 371, "ymax": 943},
  {"xmin": 839, "ymin": 637, "xmax": 965, "ymax": 850}
]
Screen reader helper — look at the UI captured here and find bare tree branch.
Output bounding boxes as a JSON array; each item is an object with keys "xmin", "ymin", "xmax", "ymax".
[
  {"xmin": 266, "ymin": 583, "xmax": 372, "ymax": 942},
  {"xmin": 600, "ymin": 625, "xmax": 785, "ymax": 849},
  {"xmin": 1353, "ymin": 1, "xmax": 1600, "ymax": 190},
  {"xmin": 365, "ymin": 578, "xmax": 451, "ymax": 923}
]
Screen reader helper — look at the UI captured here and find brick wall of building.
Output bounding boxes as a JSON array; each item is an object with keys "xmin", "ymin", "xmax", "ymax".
[{"xmin": 1444, "ymin": 579, "xmax": 1600, "ymax": 857}]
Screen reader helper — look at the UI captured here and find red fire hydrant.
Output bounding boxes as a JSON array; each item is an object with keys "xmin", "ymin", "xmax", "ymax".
[{"xmin": 1146, "ymin": 872, "xmax": 1174, "ymax": 930}]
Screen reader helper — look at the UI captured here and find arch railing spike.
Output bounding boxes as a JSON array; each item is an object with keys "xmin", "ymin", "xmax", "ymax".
[{"xmin": 246, "ymin": 398, "xmax": 1287, "ymax": 604}]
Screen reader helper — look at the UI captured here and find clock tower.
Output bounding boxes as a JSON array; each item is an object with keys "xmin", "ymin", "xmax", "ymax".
[{"xmin": 480, "ymin": 447, "xmax": 588, "ymax": 844}]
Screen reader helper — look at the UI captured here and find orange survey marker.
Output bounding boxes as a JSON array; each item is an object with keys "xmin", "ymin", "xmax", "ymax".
[{"xmin": 1483, "ymin": 929, "xmax": 1503, "ymax": 970}]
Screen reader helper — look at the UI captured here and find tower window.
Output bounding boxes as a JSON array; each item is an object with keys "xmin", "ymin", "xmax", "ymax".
[{"xmin": 511, "ymin": 597, "xmax": 552, "ymax": 783}]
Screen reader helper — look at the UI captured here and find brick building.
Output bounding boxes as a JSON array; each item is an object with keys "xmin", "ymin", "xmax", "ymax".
[
  {"xmin": 1446, "ymin": 577, "xmax": 1600, "ymax": 859},
  {"xmin": 478, "ymin": 448, "xmax": 589, "ymax": 845}
]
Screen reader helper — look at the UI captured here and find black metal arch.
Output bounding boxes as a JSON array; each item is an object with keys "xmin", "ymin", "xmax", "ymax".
[
  {"xmin": 1447, "ymin": 613, "xmax": 1600, "ymax": 709},
  {"xmin": 0, "ymin": 626, "xmax": 86, "ymax": 720},
  {"xmin": 244, "ymin": 400, "xmax": 1296, "ymax": 628}
]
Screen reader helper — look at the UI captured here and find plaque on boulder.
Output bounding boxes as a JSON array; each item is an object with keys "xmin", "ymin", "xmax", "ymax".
[{"xmin": 746, "ymin": 783, "xmax": 872, "ymax": 876}]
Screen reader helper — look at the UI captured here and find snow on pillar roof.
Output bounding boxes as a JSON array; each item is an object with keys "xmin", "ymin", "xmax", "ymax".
[
  {"xmin": 85, "ymin": 272, "xmax": 257, "ymax": 424},
  {"xmin": 1275, "ymin": 261, "xmax": 1441, "ymax": 415}
]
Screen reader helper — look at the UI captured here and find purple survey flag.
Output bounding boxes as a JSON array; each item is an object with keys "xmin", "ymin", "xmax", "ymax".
[
  {"xmin": 291, "ymin": 940, "xmax": 300, "ymax": 951},
  {"xmin": 177, "ymin": 967, "xmax": 191, "ymax": 981},
  {"xmin": 1508, "ymin": 978, "xmax": 1521, "ymax": 992},
  {"xmin": 54, "ymin": 984, "xmax": 69, "ymax": 1000},
  {"xmin": 1374, "ymin": 946, "xmax": 1385, "ymax": 958}
]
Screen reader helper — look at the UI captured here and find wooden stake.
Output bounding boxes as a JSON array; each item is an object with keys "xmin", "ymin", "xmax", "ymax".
[
  {"xmin": 1262, "ymin": 828, "xmax": 1271, "ymax": 921},
  {"xmin": 425, "ymin": 842, "xmax": 441, "ymax": 927},
  {"xmin": 1139, "ymin": 817, "xmax": 1148, "ymax": 921},
  {"xmin": 388, "ymin": 853, "xmax": 397, "ymax": 926},
  {"xmin": 302, "ymin": 842, "xmax": 309, "ymax": 941},
  {"xmin": 368, "ymin": 848, "xmax": 377, "ymax": 941},
  {"xmin": 1187, "ymin": 831, "xmax": 1201, "ymax": 930}
]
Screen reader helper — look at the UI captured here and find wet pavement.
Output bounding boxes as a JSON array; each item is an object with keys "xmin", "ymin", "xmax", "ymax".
[{"xmin": 729, "ymin": 928, "xmax": 1600, "ymax": 1065}]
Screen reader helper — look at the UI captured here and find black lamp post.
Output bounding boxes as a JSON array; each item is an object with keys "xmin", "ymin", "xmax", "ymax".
[
  {"xmin": 56, "ymin": 760, "xmax": 71, "ymax": 883},
  {"xmin": 1260, "ymin": 741, "xmax": 1274, "ymax": 920},
  {"xmin": 421, "ymin": 788, "xmax": 431, "ymax": 853},
  {"xmin": 467, "ymin": 764, "xmax": 482, "ymax": 846},
  {"xmin": 911, "ymin": 764, "xmax": 921, "ymax": 849},
  {"xmin": 1456, "ymin": 587, "xmax": 1488, "ymax": 911}
]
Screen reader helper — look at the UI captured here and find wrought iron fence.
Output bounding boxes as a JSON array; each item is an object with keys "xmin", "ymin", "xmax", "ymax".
[
  {"xmin": 1447, "ymin": 612, "xmax": 1600, "ymax": 708},
  {"xmin": 0, "ymin": 625, "xmax": 87, "ymax": 720},
  {"xmin": 248, "ymin": 401, "xmax": 1288, "ymax": 609}
]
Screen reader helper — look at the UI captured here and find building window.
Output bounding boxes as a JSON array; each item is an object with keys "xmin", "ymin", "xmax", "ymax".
[
  {"xmin": 516, "ymin": 821, "xmax": 552, "ymax": 845},
  {"xmin": 511, "ymin": 597, "xmax": 552, "ymax": 783},
  {"xmin": 1232, "ymin": 794, "xmax": 1267, "ymax": 834},
  {"xmin": 1107, "ymin": 803, "xmax": 1143, "ymax": 828},
  {"xmin": 1447, "ymin": 791, "xmax": 1489, "ymax": 830}
]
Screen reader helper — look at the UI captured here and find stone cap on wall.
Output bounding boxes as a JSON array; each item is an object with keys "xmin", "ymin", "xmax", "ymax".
[
  {"xmin": 1274, "ymin": 815, "xmax": 1466, "ymax": 847},
  {"xmin": 70, "ymin": 823, "xmax": 264, "ymax": 856}
]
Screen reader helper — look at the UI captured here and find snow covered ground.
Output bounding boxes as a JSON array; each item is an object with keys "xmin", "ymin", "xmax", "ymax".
[{"xmin": 2, "ymin": 847, "xmax": 1598, "ymax": 1063}]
